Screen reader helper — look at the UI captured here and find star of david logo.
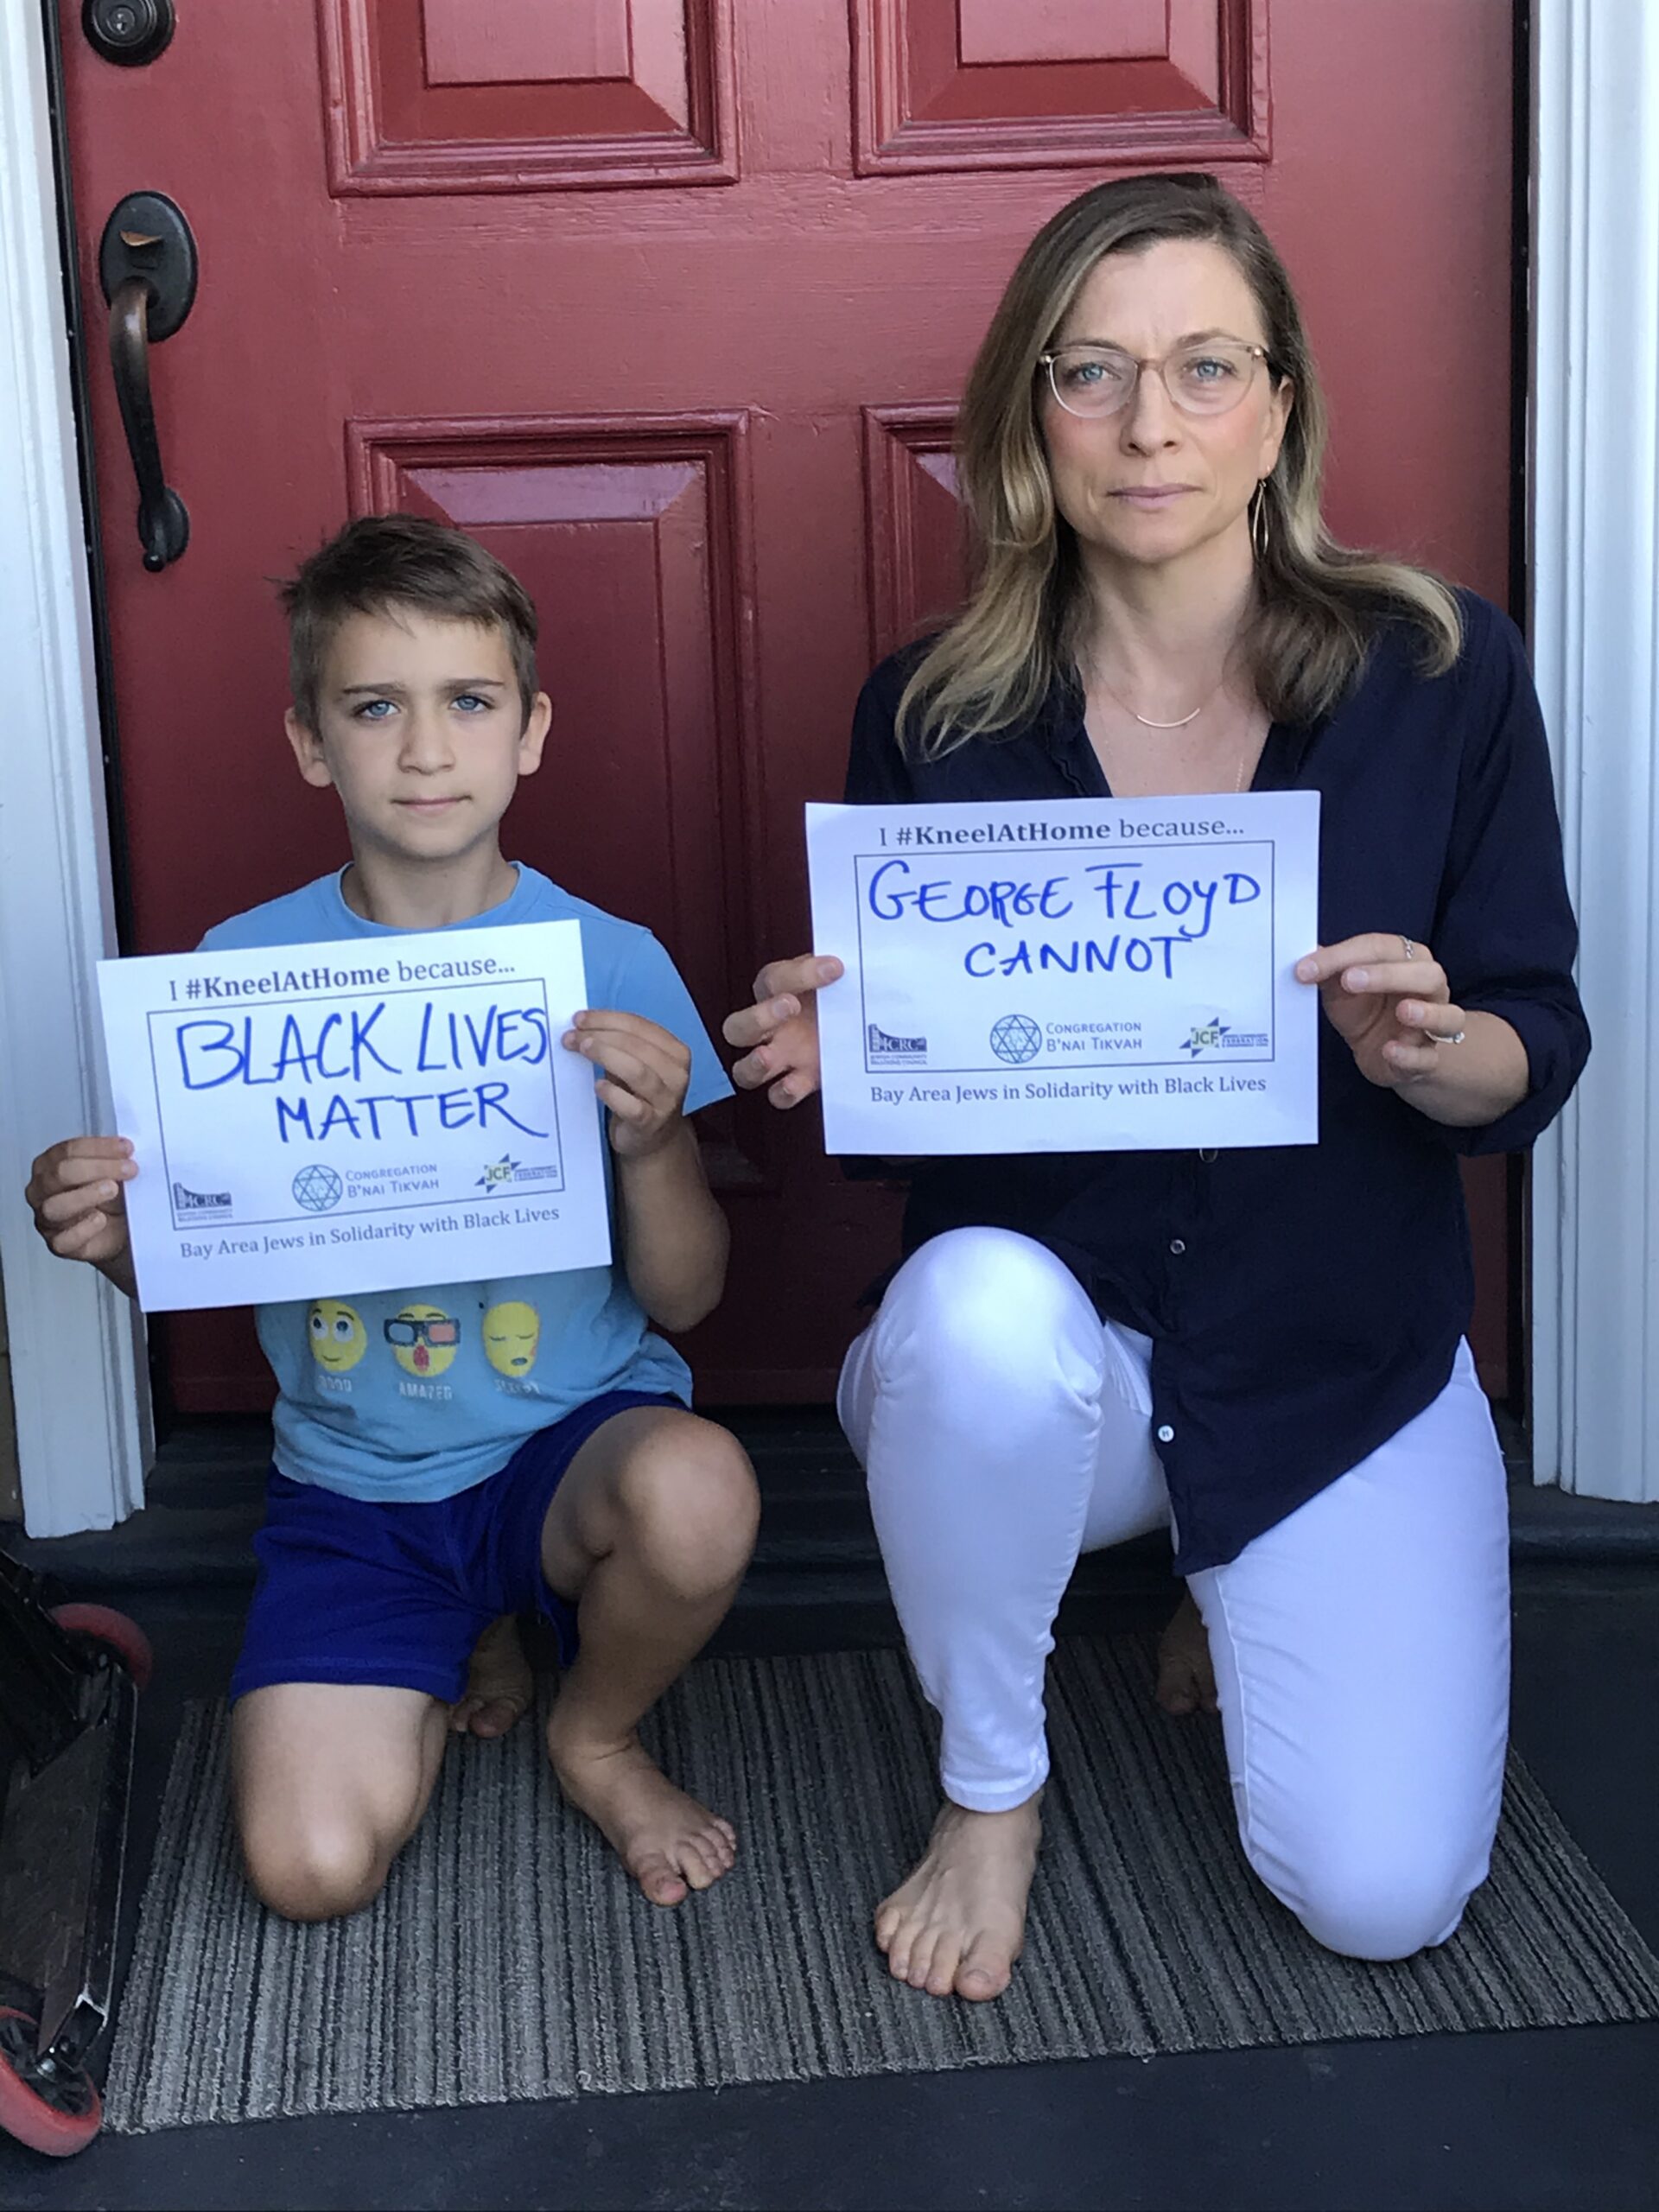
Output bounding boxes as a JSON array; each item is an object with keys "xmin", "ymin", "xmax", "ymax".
[
  {"xmin": 989, "ymin": 1014, "xmax": 1042, "ymax": 1065},
  {"xmin": 291, "ymin": 1164, "xmax": 343, "ymax": 1212}
]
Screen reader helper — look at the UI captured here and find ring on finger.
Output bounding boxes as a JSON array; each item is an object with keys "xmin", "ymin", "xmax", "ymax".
[
  {"xmin": 1428, "ymin": 1027, "xmax": 1466, "ymax": 1046},
  {"xmin": 1401, "ymin": 936, "xmax": 1419, "ymax": 961}
]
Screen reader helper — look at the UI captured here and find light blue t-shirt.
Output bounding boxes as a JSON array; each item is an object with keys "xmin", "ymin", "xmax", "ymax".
[{"xmin": 200, "ymin": 866, "xmax": 732, "ymax": 1502}]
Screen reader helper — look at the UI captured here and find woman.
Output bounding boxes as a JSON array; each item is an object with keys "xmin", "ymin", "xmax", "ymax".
[{"xmin": 725, "ymin": 175, "xmax": 1587, "ymax": 2003}]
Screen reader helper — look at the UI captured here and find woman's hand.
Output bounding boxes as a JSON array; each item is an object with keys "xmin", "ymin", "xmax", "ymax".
[
  {"xmin": 1295, "ymin": 934, "xmax": 1466, "ymax": 1087},
  {"xmin": 721, "ymin": 955, "xmax": 842, "ymax": 1109},
  {"xmin": 1296, "ymin": 934, "xmax": 1529, "ymax": 1127}
]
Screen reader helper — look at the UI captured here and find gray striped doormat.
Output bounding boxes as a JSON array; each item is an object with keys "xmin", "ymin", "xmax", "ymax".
[{"xmin": 105, "ymin": 1638, "xmax": 1659, "ymax": 2132}]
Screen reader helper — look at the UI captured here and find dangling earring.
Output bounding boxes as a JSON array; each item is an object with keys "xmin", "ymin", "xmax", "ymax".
[{"xmin": 1250, "ymin": 479, "xmax": 1270, "ymax": 561}]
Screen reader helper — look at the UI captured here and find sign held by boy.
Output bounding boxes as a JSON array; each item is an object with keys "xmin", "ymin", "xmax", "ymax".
[{"xmin": 97, "ymin": 914, "xmax": 613, "ymax": 1309}]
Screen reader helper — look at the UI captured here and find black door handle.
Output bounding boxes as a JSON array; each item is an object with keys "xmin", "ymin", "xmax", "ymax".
[
  {"xmin": 107, "ymin": 278, "xmax": 188, "ymax": 570},
  {"xmin": 98, "ymin": 192, "xmax": 196, "ymax": 571}
]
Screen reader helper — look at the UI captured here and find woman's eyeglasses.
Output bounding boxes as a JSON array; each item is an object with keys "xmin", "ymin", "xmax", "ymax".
[{"xmin": 1039, "ymin": 340, "xmax": 1273, "ymax": 420}]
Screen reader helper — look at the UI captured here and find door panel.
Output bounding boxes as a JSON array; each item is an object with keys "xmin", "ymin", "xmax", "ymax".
[
  {"xmin": 419, "ymin": 1, "xmax": 635, "ymax": 88},
  {"xmin": 852, "ymin": 0, "xmax": 1270, "ymax": 173},
  {"xmin": 321, "ymin": 0, "xmax": 734, "ymax": 190},
  {"xmin": 862, "ymin": 409, "xmax": 960, "ymax": 664},
  {"xmin": 352, "ymin": 417, "xmax": 757, "ymax": 1047},
  {"xmin": 56, "ymin": 0, "xmax": 1518, "ymax": 1409}
]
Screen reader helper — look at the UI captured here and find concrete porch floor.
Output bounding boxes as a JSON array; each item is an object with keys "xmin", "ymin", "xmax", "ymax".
[{"xmin": 2, "ymin": 1417, "xmax": 1657, "ymax": 2210}]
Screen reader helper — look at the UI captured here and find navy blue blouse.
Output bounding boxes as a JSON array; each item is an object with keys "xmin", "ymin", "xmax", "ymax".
[{"xmin": 842, "ymin": 591, "xmax": 1589, "ymax": 1572}]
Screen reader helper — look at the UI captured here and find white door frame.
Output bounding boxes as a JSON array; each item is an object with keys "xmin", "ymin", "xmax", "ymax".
[
  {"xmin": 1528, "ymin": 0, "xmax": 1659, "ymax": 1502},
  {"xmin": 2, "ymin": 0, "xmax": 1654, "ymax": 1531},
  {"xmin": 0, "ymin": 0, "xmax": 149, "ymax": 1535}
]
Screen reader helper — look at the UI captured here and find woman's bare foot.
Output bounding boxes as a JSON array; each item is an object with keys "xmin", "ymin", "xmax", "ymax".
[
  {"xmin": 874, "ymin": 1795, "xmax": 1042, "ymax": 2001},
  {"xmin": 449, "ymin": 1613, "xmax": 534, "ymax": 1738},
  {"xmin": 547, "ymin": 1719, "xmax": 737, "ymax": 1907},
  {"xmin": 1155, "ymin": 1589, "xmax": 1219, "ymax": 1717}
]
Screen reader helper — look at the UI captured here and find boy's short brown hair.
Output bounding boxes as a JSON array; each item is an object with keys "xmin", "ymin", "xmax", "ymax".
[{"xmin": 281, "ymin": 513, "xmax": 539, "ymax": 731}]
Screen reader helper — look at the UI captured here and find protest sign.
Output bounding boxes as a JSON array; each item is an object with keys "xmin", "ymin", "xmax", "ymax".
[
  {"xmin": 96, "ymin": 920, "xmax": 611, "ymax": 1310},
  {"xmin": 807, "ymin": 793, "xmax": 1320, "ymax": 1154}
]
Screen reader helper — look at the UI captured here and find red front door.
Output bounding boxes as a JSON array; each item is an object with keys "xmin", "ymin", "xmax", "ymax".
[{"xmin": 57, "ymin": 0, "xmax": 1518, "ymax": 1411}]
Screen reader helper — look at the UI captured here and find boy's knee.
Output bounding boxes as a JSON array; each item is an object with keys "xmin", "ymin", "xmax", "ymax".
[
  {"xmin": 241, "ymin": 1815, "xmax": 388, "ymax": 1923},
  {"xmin": 615, "ymin": 1418, "xmax": 758, "ymax": 1595}
]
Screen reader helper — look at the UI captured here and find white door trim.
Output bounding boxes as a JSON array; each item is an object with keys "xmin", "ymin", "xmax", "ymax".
[
  {"xmin": 1529, "ymin": 0, "xmax": 1659, "ymax": 1500},
  {"xmin": 0, "ymin": 0, "xmax": 150, "ymax": 1535}
]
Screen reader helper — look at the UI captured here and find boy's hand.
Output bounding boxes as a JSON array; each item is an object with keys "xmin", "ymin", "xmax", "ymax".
[
  {"xmin": 25, "ymin": 1136, "xmax": 138, "ymax": 1268},
  {"xmin": 563, "ymin": 1011, "xmax": 691, "ymax": 1161}
]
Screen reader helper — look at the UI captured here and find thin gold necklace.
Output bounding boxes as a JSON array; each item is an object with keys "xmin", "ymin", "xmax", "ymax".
[
  {"xmin": 1089, "ymin": 653, "xmax": 1227, "ymax": 730},
  {"xmin": 1086, "ymin": 652, "xmax": 1256, "ymax": 791}
]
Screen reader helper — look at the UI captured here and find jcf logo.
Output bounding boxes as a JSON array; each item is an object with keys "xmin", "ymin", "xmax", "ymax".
[{"xmin": 1182, "ymin": 1020, "xmax": 1230, "ymax": 1057}]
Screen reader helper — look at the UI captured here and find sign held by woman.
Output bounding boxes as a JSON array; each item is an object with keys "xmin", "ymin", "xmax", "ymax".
[{"xmin": 807, "ymin": 792, "xmax": 1319, "ymax": 1154}]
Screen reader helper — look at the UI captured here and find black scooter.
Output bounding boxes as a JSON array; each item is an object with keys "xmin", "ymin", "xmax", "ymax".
[{"xmin": 0, "ymin": 1548, "xmax": 149, "ymax": 2157}]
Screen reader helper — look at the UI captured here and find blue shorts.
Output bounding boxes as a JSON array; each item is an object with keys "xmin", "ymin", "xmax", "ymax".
[{"xmin": 230, "ymin": 1389, "xmax": 682, "ymax": 1705}]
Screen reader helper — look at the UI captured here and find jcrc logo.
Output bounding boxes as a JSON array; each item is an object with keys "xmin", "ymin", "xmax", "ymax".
[
  {"xmin": 868, "ymin": 1021, "xmax": 927, "ymax": 1065},
  {"xmin": 173, "ymin": 1179, "xmax": 232, "ymax": 1217}
]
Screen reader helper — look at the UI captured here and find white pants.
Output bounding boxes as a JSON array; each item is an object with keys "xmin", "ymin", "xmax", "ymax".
[{"xmin": 836, "ymin": 1227, "xmax": 1511, "ymax": 1961}]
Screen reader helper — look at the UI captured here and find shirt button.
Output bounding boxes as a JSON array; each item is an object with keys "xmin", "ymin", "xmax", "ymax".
[
  {"xmin": 1156, "ymin": 1424, "xmax": 1175, "ymax": 1444},
  {"xmin": 1169, "ymin": 1238, "xmax": 1186, "ymax": 1255}
]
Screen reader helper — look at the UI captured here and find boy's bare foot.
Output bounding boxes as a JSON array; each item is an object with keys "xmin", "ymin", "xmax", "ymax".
[
  {"xmin": 548, "ymin": 1721, "xmax": 737, "ymax": 1906},
  {"xmin": 449, "ymin": 1613, "xmax": 534, "ymax": 1738},
  {"xmin": 874, "ymin": 1795, "xmax": 1041, "ymax": 2002},
  {"xmin": 1155, "ymin": 1589, "xmax": 1219, "ymax": 1716}
]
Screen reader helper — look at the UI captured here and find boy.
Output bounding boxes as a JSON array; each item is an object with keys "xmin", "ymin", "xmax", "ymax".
[{"xmin": 25, "ymin": 515, "xmax": 758, "ymax": 1921}]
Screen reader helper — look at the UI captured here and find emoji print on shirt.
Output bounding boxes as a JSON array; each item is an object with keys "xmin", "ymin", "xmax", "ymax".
[
  {"xmin": 385, "ymin": 1304, "xmax": 461, "ymax": 1399},
  {"xmin": 310, "ymin": 1300, "xmax": 367, "ymax": 1371},
  {"xmin": 308, "ymin": 1300, "xmax": 366, "ymax": 1393},
  {"xmin": 483, "ymin": 1300, "xmax": 541, "ymax": 1382}
]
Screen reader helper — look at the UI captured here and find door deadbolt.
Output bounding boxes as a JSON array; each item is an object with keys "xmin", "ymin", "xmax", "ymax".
[{"xmin": 83, "ymin": 0, "xmax": 175, "ymax": 68}]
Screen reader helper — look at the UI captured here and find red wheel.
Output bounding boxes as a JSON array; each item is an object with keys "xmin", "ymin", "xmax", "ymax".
[
  {"xmin": 0, "ymin": 2012, "xmax": 101, "ymax": 2157},
  {"xmin": 48, "ymin": 1603, "xmax": 154, "ymax": 1692}
]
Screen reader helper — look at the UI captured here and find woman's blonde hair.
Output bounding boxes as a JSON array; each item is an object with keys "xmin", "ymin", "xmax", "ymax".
[{"xmin": 898, "ymin": 172, "xmax": 1461, "ymax": 756}]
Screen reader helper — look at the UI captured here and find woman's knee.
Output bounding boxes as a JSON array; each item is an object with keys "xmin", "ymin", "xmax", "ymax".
[
  {"xmin": 613, "ymin": 1415, "xmax": 759, "ymax": 1597},
  {"xmin": 874, "ymin": 1228, "xmax": 1096, "ymax": 1390},
  {"xmin": 1256, "ymin": 1833, "xmax": 1483, "ymax": 1962}
]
